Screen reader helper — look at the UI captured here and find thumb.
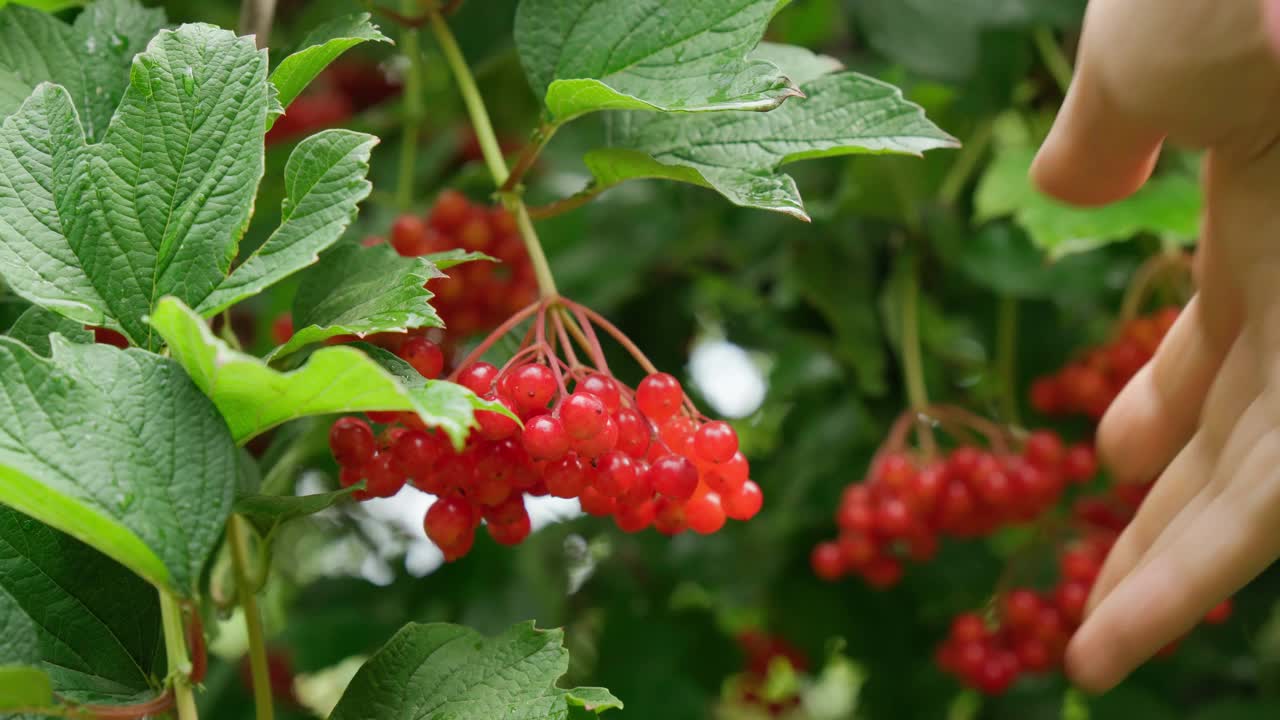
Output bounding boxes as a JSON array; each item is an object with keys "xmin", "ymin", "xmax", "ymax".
[{"xmin": 1266, "ymin": 0, "xmax": 1280, "ymax": 57}]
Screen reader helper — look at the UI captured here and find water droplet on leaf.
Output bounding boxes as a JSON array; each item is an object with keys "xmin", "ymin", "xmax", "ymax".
[{"xmin": 180, "ymin": 67, "xmax": 195, "ymax": 96}]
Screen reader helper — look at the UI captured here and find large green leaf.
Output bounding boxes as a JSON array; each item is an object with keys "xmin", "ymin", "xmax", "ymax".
[
  {"xmin": 234, "ymin": 484, "xmax": 361, "ymax": 536},
  {"xmin": 0, "ymin": 23, "xmax": 269, "ymax": 349},
  {"xmin": 0, "ymin": 506, "xmax": 164, "ymax": 708},
  {"xmin": 582, "ymin": 71, "xmax": 957, "ymax": 220},
  {"xmin": 267, "ymin": 243, "xmax": 448, "ymax": 360},
  {"xmin": 515, "ymin": 0, "xmax": 799, "ymax": 124},
  {"xmin": 0, "ymin": 336, "xmax": 237, "ymax": 595},
  {"xmin": 6, "ymin": 304, "xmax": 90, "ymax": 355},
  {"xmin": 196, "ymin": 129, "xmax": 378, "ymax": 316},
  {"xmin": 0, "ymin": 0, "xmax": 164, "ymax": 140},
  {"xmin": 149, "ymin": 297, "xmax": 501, "ymax": 448},
  {"xmin": 268, "ymin": 12, "xmax": 391, "ymax": 116},
  {"xmin": 974, "ymin": 147, "xmax": 1201, "ymax": 257},
  {"xmin": 329, "ymin": 622, "xmax": 622, "ymax": 720}
]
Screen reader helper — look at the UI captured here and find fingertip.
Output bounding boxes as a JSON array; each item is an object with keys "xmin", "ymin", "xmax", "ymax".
[{"xmin": 1065, "ymin": 627, "xmax": 1125, "ymax": 694}]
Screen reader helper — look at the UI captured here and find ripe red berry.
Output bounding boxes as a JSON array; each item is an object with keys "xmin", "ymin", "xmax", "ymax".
[
  {"xmin": 475, "ymin": 398, "xmax": 519, "ymax": 440},
  {"xmin": 398, "ymin": 336, "xmax": 445, "ymax": 379},
  {"xmin": 614, "ymin": 499, "xmax": 657, "ymax": 533},
  {"xmin": 559, "ymin": 392, "xmax": 607, "ymax": 440},
  {"xmin": 366, "ymin": 410, "xmax": 400, "ymax": 424},
  {"xmin": 544, "ymin": 453, "xmax": 590, "ymax": 498},
  {"xmin": 950, "ymin": 614, "xmax": 987, "ymax": 645},
  {"xmin": 595, "ymin": 451, "xmax": 638, "ymax": 497},
  {"xmin": 522, "ymin": 415, "xmax": 569, "ymax": 461},
  {"xmin": 438, "ymin": 527, "xmax": 475, "ymax": 562},
  {"xmin": 874, "ymin": 497, "xmax": 913, "ymax": 537},
  {"xmin": 658, "ymin": 416, "xmax": 698, "ymax": 457},
  {"xmin": 693, "ymin": 421, "xmax": 739, "ymax": 464},
  {"xmin": 271, "ymin": 314, "xmax": 293, "ymax": 345},
  {"xmin": 1204, "ymin": 598, "xmax": 1233, "ymax": 624},
  {"xmin": 424, "ymin": 495, "xmax": 476, "ymax": 547},
  {"xmin": 685, "ymin": 492, "xmax": 727, "ymax": 534},
  {"xmin": 391, "ymin": 430, "xmax": 442, "ymax": 478},
  {"xmin": 487, "ymin": 512, "xmax": 532, "ymax": 546},
  {"xmin": 579, "ymin": 485, "xmax": 616, "ymax": 516},
  {"xmin": 1060, "ymin": 547, "xmax": 1101, "ymax": 584},
  {"xmin": 838, "ymin": 531, "xmax": 878, "ymax": 568},
  {"xmin": 330, "ymin": 416, "xmax": 375, "ymax": 466},
  {"xmin": 391, "ymin": 214, "xmax": 429, "ymax": 256},
  {"xmin": 652, "ymin": 498, "xmax": 687, "ymax": 536},
  {"xmin": 722, "ymin": 479, "xmax": 763, "ymax": 520},
  {"xmin": 1014, "ymin": 636, "xmax": 1053, "ymax": 673},
  {"xmin": 647, "ymin": 455, "xmax": 699, "ymax": 500},
  {"xmin": 429, "ymin": 189, "xmax": 470, "ymax": 231},
  {"xmin": 577, "ymin": 373, "xmax": 621, "ymax": 411},
  {"xmin": 862, "ymin": 555, "xmax": 903, "ymax": 589},
  {"xmin": 571, "ymin": 415, "xmax": 619, "ymax": 459},
  {"xmin": 904, "ymin": 464, "xmax": 944, "ymax": 515},
  {"xmin": 457, "ymin": 362, "xmax": 499, "ymax": 395},
  {"xmin": 614, "ymin": 408, "xmax": 652, "ymax": 458},
  {"xmin": 1000, "ymin": 589, "xmax": 1042, "ymax": 630},
  {"xmin": 1063, "ymin": 444, "xmax": 1097, "ymax": 483},
  {"xmin": 1054, "ymin": 581, "xmax": 1089, "ymax": 625},
  {"xmin": 875, "ymin": 453, "xmax": 916, "ymax": 489},
  {"xmin": 1023, "ymin": 431, "xmax": 1065, "ymax": 470},
  {"xmin": 636, "ymin": 373, "xmax": 683, "ymax": 422},
  {"xmin": 975, "ymin": 650, "xmax": 1018, "ymax": 695},
  {"xmin": 811, "ymin": 542, "xmax": 845, "ymax": 581},
  {"xmin": 506, "ymin": 364, "xmax": 557, "ymax": 413}
]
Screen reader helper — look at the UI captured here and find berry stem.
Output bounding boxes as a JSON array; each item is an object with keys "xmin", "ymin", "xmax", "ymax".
[
  {"xmin": 395, "ymin": 0, "xmax": 426, "ymax": 210},
  {"xmin": 938, "ymin": 117, "xmax": 993, "ymax": 208},
  {"xmin": 447, "ymin": 299, "xmax": 545, "ymax": 381},
  {"xmin": 426, "ymin": 9, "xmax": 559, "ymax": 298},
  {"xmin": 551, "ymin": 310, "xmax": 582, "ymax": 368},
  {"xmin": 228, "ymin": 514, "xmax": 274, "ymax": 720},
  {"xmin": 160, "ymin": 590, "xmax": 199, "ymax": 720},
  {"xmin": 563, "ymin": 299, "xmax": 658, "ymax": 375},
  {"xmin": 500, "ymin": 123, "xmax": 557, "ymax": 193},
  {"xmin": 899, "ymin": 253, "xmax": 935, "ymax": 455},
  {"xmin": 527, "ymin": 189, "xmax": 600, "ymax": 220},
  {"xmin": 1032, "ymin": 26, "xmax": 1073, "ymax": 95},
  {"xmin": 996, "ymin": 296, "xmax": 1021, "ymax": 425}
]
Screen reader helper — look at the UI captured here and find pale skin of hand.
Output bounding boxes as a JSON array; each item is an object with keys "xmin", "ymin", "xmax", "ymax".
[{"xmin": 1030, "ymin": 0, "xmax": 1280, "ymax": 693}]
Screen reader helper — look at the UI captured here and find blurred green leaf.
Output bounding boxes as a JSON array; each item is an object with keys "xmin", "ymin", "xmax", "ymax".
[
  {"xmin": 0, "ymin": 666, "xmax": 52, "ymax": 711},
  {"xmin": 268, "ymin": 12, "xmax": 391, "ymax": 117},
  {"xmin": 6, "ymin": 305, "xmax": 90, "ymax": 355},
  {"xmin": 235, "ymin": 484, "xmax": 361, "ymax": 536}
]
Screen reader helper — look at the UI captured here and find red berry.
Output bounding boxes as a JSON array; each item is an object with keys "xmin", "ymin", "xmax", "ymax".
[
  {"xmin": 685, "ymin": 492, "xmax": 726, "ymax": 534},
  {"xmin": 475, "ymin": 398, "xmax": 519, "ymax": 440},
  {"xmin": 366, "ymin": 410, "xmax": 400, "ymax": 424},
  {"xmin": 1060, "ymin": 547, "xmax": 1101, "ymax": 584},
  {"xmin": 1204, "ymin": 598, "xmax": 1233, "ymax": 624},
  {"xmin": 1054, "ymin": 581, "xmax": 1090, "ymax": 625},
  {"xmin": 614, "ymin": 408, "xmax": 652, "ymax": 458},
  {"xmin": 1063, "ymin": 444, "xmax": 1097, "ymax": 483},
  {"xmin": 92, "ymin": 327, "xmax": 130, "ymax": 348},
  {"xmin": 438, "ymin": 527, "xmax": 476, "ymax": 562},
  {"xmin": 658, "ymin": 416, "xmax": 698, "ymax": 457},
  {"xmin": 271, "ymin": 314, "xmax": 293, "ymax": 345},
  {"xmin": 1023, "ymin": 431, "xmax": 1065, "ymax": 470},
  {"xmin": 391, "ymin": 430, "xmax": 442, "ymax": 478},
  {"xmin": 559, "ymin": 392, "xmax": 607, "ymax": 440},
  {"xmin": 693, "ymin": 421, "xmax": 738, "ymax": 464},
  {"xmin": 579, "ymin": 485, "xmax": 616, "ymax": 516},
  {"xmin": 398, "ymin": 336, "xmax": 445, "ymax": 379},
  {"xmin": 975, "ymin": 650, "xmax": 1018, "ymax": 695},
  {"xmin": 614, "ymin": 499, "xmax": 657, "ymax": 533},
  {"xmin": 636, "ymin": 373, "xmax": 683, "ymax": 422},
  {"xmin": 487, "ymin": 512, "xmax": 532, "ymax": 546},
  {"xmin": 647, "ymin": 455, "xmax": 699, "ymax": 500},
  {"xmin": 704, "ymin": 464, "xmax": 746, "ymax": 495},
  {"xmin": 875, "ymin": 453, "xmax": 916, "ymax": 490},
  {"xmin": 391, "ymin": 214, "xmax": 429, "ymax": 256},
  {"xmin": 595, "ymin": 451, "xmax": 638, "ymax": 497},
  {"xmin": 722, "ymin": 479, "xmax": 763, "ymax": 520},
  {"xmin": 811, "ymin": 542, "xmax": 845, "ymax": 581},
  {"xmin": 522, "ymin": 415, "xmax": 569, "ymax": 461},
  {"xmin": 951, "ymin": 614, "xmax": 987, "ymax": 645},
  {"xmin": 652, "ymin": 498, "xmax": 687, "ymax": 535},
  {"xmin": 424, "ymin": 496, "xmax": 476, "ymax": 547},
  {"xmin": 429, "ymin": 189, "xmax": 470, "ymax": 231},
  {"xmin": 544, "ymin": 453, "xmax": 591, "ymax": 498},
  {"xmin": 1030, "ymin": 377, "xmax": 1062, "ymax": 414},
  {"xmin": 904, "ymin": 464, "xmax": 944, "ymax": 515},
  {"xmin": 862, "ymin": 555, "xmax": 903, "ymax": 589},
  {"xmin": 577, "ymin": 373, "xmax": 621, "ymax": 411},
  {"xmin": 874, "ymin": 497, "xmax": 913, "ymax": 537},
  {"xmin": 838, "ymin": 531, "xmax": 878, "ymax": 568},
  {"xmin": 330, "ymin": 416, "xmax": 375, "ymax": 466},
  {"xmin": 506, "ymin": 364, "xmax": 557, "ymax": 413},
  {"xmin": 457, "ymin": 362, "xmax": 499, "ymax": 395},
  {"xmin": 571, "ymin": 415, "xmax": 619, "ymax": 459},
  {"xmin": 1014, "ymin": 636, "xmax": 1053, "ymax": 673},
  {"xmin": 1000, "ymin": 589, "xmax": 1042, "ymax": 630}
]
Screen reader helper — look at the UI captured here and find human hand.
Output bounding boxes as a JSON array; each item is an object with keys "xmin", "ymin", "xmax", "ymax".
[{"xmin": 1031, "ymin": 0, "xmax": 1280, "ymax": 694}]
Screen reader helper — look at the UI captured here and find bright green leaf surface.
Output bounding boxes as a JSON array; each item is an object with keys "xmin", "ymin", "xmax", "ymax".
[
  {"xmin": 974, "ymin": 147, "xmax": 1201, "ymax": 257},
  {"xmin": 749, "ymin": 41, "xmax": 843, "ymax": 86},
  {"xmin": 584, "ymin": 72, "xmax": 957, "ymax": 220},
  {"xmin": 0, "ymin": 506, "xmax": 163, "ymax": 707},
  {"xmin": 329, "ymin": 622, "xmax": 622, "ymax": 720},
  {"xmin": 268, "ymin": 12, "xmax": 391, "ymax": 119},
  {"xmin": 516, "ymin": 0, "xmax": 799, "ymax": 124},
  {"xmin": 0, "ymin": 23, "xmax": 269, "ymax": 348},
  {"xmin": 235, "ymin": 484, "xmax": 361, "ymax": 536},
  {"xmin": 197, "ymin": 129, "xmax": 379, "ymax": 316},
  {"xmin": 0, "ymin": 0, "xmax": 164, "ymax": 139},
  {"xmin": 268, "ymin": 243, "xmax": 448, "ymax": 360},
  {"xmin": 6, "ymin": 305, "xmax": 90, "ymax": 355},
  {"xmin": 0, "ymin": 665, "xmax": 52, "ymax": 711},
  {"xmin": 0, "ymin": 336, "xmax": 237, "ymax": 595},
  {"xmin": 150, "ymin": 297, "xmax": 498, "ymax": 448}
]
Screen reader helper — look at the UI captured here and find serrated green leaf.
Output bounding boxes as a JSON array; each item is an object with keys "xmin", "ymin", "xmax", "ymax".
[
  {"xmin": 235, "ymin": 484, "xmax": 361, "ymax": 536},
  {"xmin": 0, "ymin": 0, "xmax": 164, "ymax": 140},
  {"xmin": 3, "ymin": 0, "xmax": 87, "ymax": 10},
  {"xmin": 974, "ymin": 147, "xmax": 1201, "ymax": 258},
  {"xmin": 0, "ymin": 506, "xmax": 163, "ymax": 708},
  {"xmin": 583, "ymin": 71, "xmax": 957, "ymax": 220},
  {"xmin": 329, "ymin": 621, "xmax": 622, "ymax": 720},
  {"xmin": 749, "ymin": 42, "xmax": 842, "ymax": 86},
  {"xmin": 267, "ymin": 243, "xmax": 446, "ymax": 361},
  {"xmin": 516, "ymin": 0, "xmax": 800, "ymax": 124},
  {"xmin": 6, "ymin": 305, "xmax": 90, "ymax": 355},
  {"xmin": 150, "ymin": 297, "xmax": 498, "ymax": 448},
  {"xmin": 197, "ymin": 129, "xmax": 379, "ymax": 316},
  {"xmin": 0, "ymin": 23, "xmax": 269, "ymax": 349},
  {"xmin": 268, "ymin": 12, "xmax": 391, "ymax": 122},
  {"xmin": 0, "ymin": 336, "xmax": 237, "ymax": 595}
]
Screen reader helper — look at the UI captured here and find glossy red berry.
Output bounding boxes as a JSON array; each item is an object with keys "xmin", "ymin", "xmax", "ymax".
[
  {"xmin": 1054, "ymin": 581, "xmax": 1089, "ymax": 625},
  {"xmin": 722, "ymin": 479, "xmax": 763, "ymax": 520},
  {"xmin": 693, "ymin": 421, "xmax": 738, "ymax": 464},
  {"xmin": 874, "ymin": 497, "xmax": 913, "ymax": 537},
  {"xmin": 614, "ymin": 408, "xmax": 651, "ymax": 458},
  {"xmin": 330, "ymin": 416, "xmax": 375, "ymax": 466},
  {"xmin": 487, "ymin": 512, "xmax": 532, "ymax": 546},
  {"xmin": 1000, "ymin": 589, "xmax": 1042, "ymax": 630},
  {"xmin": 475, "ymin": 398, "xmax": 519, "ymax": 440},
  {"xmin": 457, "ymin": 362, "xmax": 499, "ymax": 395},
  {"xmin": 811, "ymin": 542, "xmax": 845, "ymax": 581},
  {"xmin": 506, "ymin": 364, "xmax": 557, "ymax": 413},
  {"xmin": 1023, "ymin": 431, "xmax": 1065, "ymax": 470},
  {"xmin": 578, "ymin": 485, "xmax": 616, "ymax": 516},
  {"xmin": 577, "ymin": 373, "xmax": 621, "ymax": 411},
  {"xmin": 614, "ymin": 499, "xmax": 656, "ymax": 533},
  {"xmin": 559, "ymin": 392, "xmax": 607, "ymax": 440},
  {"xmin": 424, "ymin": 496, "xmax": 476, "ymax": 547},
  {"xmin": 398, "ymin": 336, "xmax": 445, "ymax": 379},
  {"xmin": 862, "ymin": 555, "xmax": 903, "ymax": 589},
  {"xmin": 950, "ymin": 614, "xmax": 987, "ymax": 645},
  {"xmin": 1063, "ymin": 444, "xmax": 1098, "ymax": 483},
  {"xmin": 544, "ymin": 453, "xmax": 590, "ymax": 498},
  {"xmin": 429, "ymin": 189, "xmax": 470, "ymax": 231},
  {"xmin": 391, "ymin": 214, "xmax": 430, "ymax": 256},
  {"xmin": 838, "ymin": 531, "xmax": 878, "ymax": 568},
  {"xmin": 636, "ymin": 373, "xmax": 683, "ymax": 422},
  {"xmin": 659, "ymin": 416, "xmax": 698, "ymax": 458},
  {"xmin": 522, "ymin": 415, "xmax": 569, "ymax": 461},
  {"xmin": 572, "ymin": 415, "xmax": 618, "ymax": 459},
  {"xmin": 647, "ymin": 455, "xmax": 699, "ymax": 500},
  {"xmin": 595, "ymin": 451, "xmax": 638, "ymax": 497},
  {"xmin": 685, "ymin": 492, "xmax": 726, "ymax": 534},
  {"xmin": 391, "ymin": 430, "xmax": 442, "ymax": 478}
]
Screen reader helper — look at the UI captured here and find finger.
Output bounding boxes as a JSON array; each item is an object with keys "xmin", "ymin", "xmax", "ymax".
[
  {"xmin": 1067, "ymin": 435, "xmax": 1280, "ymax": 692},
  {"xmin": 1096, "ymin": 297, "xmax": 1224, "ymax": 485},
  {"xmin": 1264, "ymin": 0, "xmax": 1280, "ymax": 60}
]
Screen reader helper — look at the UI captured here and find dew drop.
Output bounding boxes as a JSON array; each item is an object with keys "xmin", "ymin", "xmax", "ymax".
[
  {"xmin": 108, "ymin": 33, "xmax": 127, "ymax": 51},
  {"xmin": 84, "ymin": 37, "xmax": 97, "ymax": 54},
  {"xmin": 180, "ymin": 67, "xmax": 195, "ymax": 96}
]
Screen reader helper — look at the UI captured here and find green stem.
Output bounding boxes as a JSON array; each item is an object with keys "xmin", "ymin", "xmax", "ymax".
[
  {"xmin": 160, "ymin": 591, "xmax": 198, "ymax": 720},
  {"xmin": 1032, "ymin": 27, "xmax": 1074, "ymax": 94},
  {"xmin": 899, "ymin": 253, "xmax": 934, "ymax": 454},
  {"xmin": 427, "ymin": 10, "xmax": 559, "ymax": 298},
  {"xmin": 229, "ymin": 515, "xmax": 274, "ymax": 720},
  {"xmin": 500, "ymin": 123, "xmax": 557, "ymax": 193},
  {"xmin": 395, "ymin": 0, "xmax": 426, "ymax": 210},
  {"xmin": 218, "ymin": 312, "xmax": 242, "ymax": 352},
  {"xmin": 938, "ymin": 118, "xmax": 994, "ymax": 208},
  {"xmin": 996, "ymin": 296, "xmax": 1020, "ymax": 425}
]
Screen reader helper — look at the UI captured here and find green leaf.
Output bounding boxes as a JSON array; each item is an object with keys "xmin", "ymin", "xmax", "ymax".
[
  {"xmin": 0, "ymin": 336, "xmax": 237, "ymax": 595},
  {"xmin": 974, "ymin": 147, "xmax": 1201, "ymax": 257},
  {"xmin": 0, "ymin": 23, "xmax": 269, "ymax": 349},
  {"xmin": 0, "ymin": 0, "xmax": 164, "ymax": 140},
  {"xmin": 582, "ymin": 72, "xmax": 957, "ymax": 220},
  {"xmin": 149, "ymin": 297, "xmax": 498, "ymax": 448},
  {"xmin": 0, "ymin": 506, "xmax": 163, "ymax": 707},
  {"xmin": 749, "ymin": 41, "xmax": 843, "ymax": 86},
  {"xmin": 267, "ymin": 243, "xmax": 446, "ymax": 361},
  {"xmin": 329, "ymin": 622, "xmax": 622, "ymax": 720},
  {"xmin": 0, "ymin": 666, "xmax": 52, "ymax": 711},
  {"xmin": 268, "ymin": 12, "xmax": 391, "ymax": 120},
  {"xmin": 196, "ymin": 129, "xmax": 379, "ymax": 316},
  {"xmin": 1, "ymin": 0, "xmax": 86, "ymax": 11},
  {"xmin": 6, "ymin": 305, "xmax": 90, "ymax": 355},
  {"xmin": 515, "ymin": 0, "xmax": 800, "ymax": 124},
  {"xmin": 234, "ymin": 484, "xmax": 361, "ymax": 536}
]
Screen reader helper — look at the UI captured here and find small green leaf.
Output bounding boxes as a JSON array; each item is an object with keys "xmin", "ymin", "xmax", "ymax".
[
  {"xmin": 0, "ymin": 666, "xmax": 52, "ymax": 710},
  {"xmin": 268, "ymin": 243, "xmax": 447, "ymax": 361},
  {"xmin": 0, "ymin": 23, "xmax": 269, "ymax": 349},
  {"xmin": 0, "ymin": 337, "xmax": 237, "ymax": 595},
  {"xmin": 974, "ymin": 147, "xmax": 1201, "ymax": 257},
  {"xmin": 0, "ymin": 506, "xmax": 164, "ymax": 707},
  {"xmin": 329, "ymin": 621, "xmax": 622, "ymax": 720},
  {"xmin": 197, "ymin": 129, "xmax": 379, "ymax": 316},
  {"xmin": 581, "ymin": 72, "xmax": 957, "ymax": 220},
  {"xmin": 150, "ymin": 297, "xmax": 497, "ymax": 448},
  {"xmin": 235, "ymin": 484, "xmax": 361, "ymax": 536},
  {"xmin": 268, "ymin": 12, "xmax": 391, "ymax": 121},
  {"xmin": 516, "ymin": 0, "xmax": 799, "ymax": 124},
  {"xmin": 6, "ymin": 305, "xmax": 90, "ymax": 355},
  {"xmin": 0, "ymin": 0, "xmax": 164, "ymax": 139}
]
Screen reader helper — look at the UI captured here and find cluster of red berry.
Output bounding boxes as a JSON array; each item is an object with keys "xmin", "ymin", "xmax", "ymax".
[
  {"xmin": 811, "ymin": 429, "xmax": 1096, "ymax": 588},
  {"xmin": 1031, "ymin": 308, "xmax": 1178, "ymax": 420},
  {"xmin": 385, "ymin": 190, "xmax": 536, "ymax": 339},
  {"xmin": 935, "ymin": 480, "xmax": 1232, "ymax": 695},
  {"xmin": 731, "ymin": 630, "xmax": 809, "ymax": 716},
  {"xmin": 266, "ymin": 58, "xmax": 402, "ymax": 145},
  {"xmin": 328, "ymin": 300, "xmax": 762, "ymax": 561}
]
